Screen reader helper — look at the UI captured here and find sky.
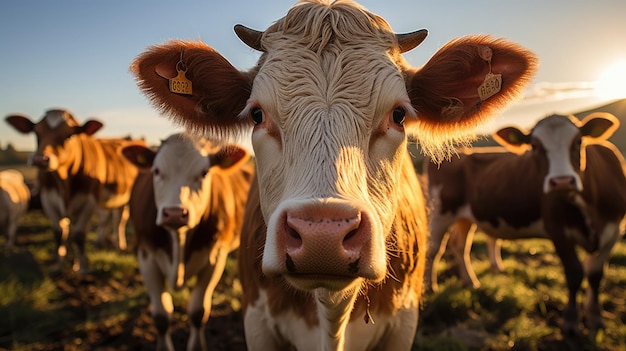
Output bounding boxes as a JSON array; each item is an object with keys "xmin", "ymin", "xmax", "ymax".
[{"xmin": 1, "ymin": 0, "xmax": 626, "ymax": 151}]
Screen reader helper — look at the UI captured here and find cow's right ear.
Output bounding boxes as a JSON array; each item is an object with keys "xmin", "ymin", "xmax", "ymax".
[
  {"xmin": 121, "ymin": 145, "xmax": 156, "ymax": 169},
  {"xmin": 494, "ymin": 126, "xmax": 532, "ymax": 154},
  {"xmin": 5, "ymin": 115, "xmax": 35, "ymax": 134}
]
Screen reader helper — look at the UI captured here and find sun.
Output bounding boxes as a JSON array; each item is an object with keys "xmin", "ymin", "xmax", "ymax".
[{"xmin": 596, "ymin": 59, "xmax": 626, "ymax": 100}]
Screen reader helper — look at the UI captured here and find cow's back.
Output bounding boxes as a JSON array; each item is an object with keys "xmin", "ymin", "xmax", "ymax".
[
  {"xmin": 0, "ymin": 169, "xmax": 30, "ymax": 221},
  {"xmin": 428, "ymin": 150, "xmax": 544, "ymax": 229},
  {"xmin": 97, "ymin": 138, "xmax": 142, "ymax": 208}
]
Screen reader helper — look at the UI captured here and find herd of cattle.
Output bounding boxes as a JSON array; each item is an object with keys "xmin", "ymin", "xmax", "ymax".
[{"xmin": 1, "ymin": 1, "xmax": 625, "ymax": 350}]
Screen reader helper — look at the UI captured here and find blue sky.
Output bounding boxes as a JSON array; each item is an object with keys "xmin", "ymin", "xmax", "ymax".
[{"xmin": 2, "ymin": 0, "xmax": 626, "ymax": 150}]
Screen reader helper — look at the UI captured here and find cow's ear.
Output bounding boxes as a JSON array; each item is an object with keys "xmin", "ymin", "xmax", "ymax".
[
  {"xmin": 79, "ymin": 120, "xmax": 104, "ymax": 136},
  {"xmin": 121, "ymin": 144, "xmax": 156, "ymax": 169},
  {"xmin": 494, "ymin": 126, "xmax": 531, "ymax": 154},
  {"xmin": 5, "ymin": 115, "xmax": 35, "ymax": 134},
  {"xmin": 210, "ymin": 145, "xmax": 250, "ymax": 171},
  {"xmin": 131, "ymin": 40, "xmax": 253, "ymax": 138},
  {"xmin": 405, "ymin": 35, "xmax": 536, "ymax": 160},
  {"xmin": 579, "ymin": 112, "xmax": 619, "ymax": 140}
]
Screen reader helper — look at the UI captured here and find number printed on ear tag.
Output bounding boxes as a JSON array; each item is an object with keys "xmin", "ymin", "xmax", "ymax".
[
  {"xmin": 169, "ymin": 61, "xmax": 193, "ymax": 95},
  {"xmin": 478, "ymin": 72, "xmax": 502, "ymax": 101}
]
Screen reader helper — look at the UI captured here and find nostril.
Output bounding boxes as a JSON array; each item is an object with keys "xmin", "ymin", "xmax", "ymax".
[
  {"xmin": 549, "ymin": 176, "xmax": 576, "ymax": 190},
  {"xmin": 288, "ymin": 227, "xmax": 301, "ymax": 240}
]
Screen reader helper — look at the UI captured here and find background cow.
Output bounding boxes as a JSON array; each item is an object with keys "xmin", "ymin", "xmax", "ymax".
[
  {"xmin": 5, "ymin": 109, "xmax": 143, "ymax": 273},
  {"xmin": 122, "ymin": 133, "xmax": 253, "ymax": 351},
  {"xmin": 426, "ymin": 112, "xmax": 626, "ymax": 336},
  {"xmin": 0, "ymin": 169, "xmax": 31, "ymax": 249},
  {"xmin": 130, "ymin": 0, "xmax": 536, "ymax": 349}
]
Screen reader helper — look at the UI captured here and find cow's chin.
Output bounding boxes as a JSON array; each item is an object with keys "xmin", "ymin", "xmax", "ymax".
[{"xmin": 284, "ymin": 274, "xmax": 364, "ymax": 292}]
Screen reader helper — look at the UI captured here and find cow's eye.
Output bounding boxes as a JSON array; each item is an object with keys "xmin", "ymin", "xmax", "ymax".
[
  {"xmin": 251, "ymin": 108, "xmax": 264, "ymax": 125},
  {"xmin": 201, "ymin": 169, "xmax": 209, "ymax": 178},
  {"xmin": 392, "ymin": 107, "xmax": 406, "ymax": 125},
  {"xmin": 152, "ymin": 167, "xmax": 160, "ymax": 177}
]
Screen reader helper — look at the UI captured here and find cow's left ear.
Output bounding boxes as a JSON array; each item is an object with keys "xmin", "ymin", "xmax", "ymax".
[
  {"xmin": 579, "ymin": 112, "xmax": 620, "ymax": 140},
  {"xmin": 210, "ymin": 145, "xmax": 250, "ymax": 171},
  {"xmin": 494, "ymin": 126, "xmax": 532, "ymax": 154},
  {"xmin": 405, "ymin": 35, "xmax": 537, "ymax": 160},
  {"xmin": 78, "ymin": 120, "xmax": 104, "ymax": 136}
]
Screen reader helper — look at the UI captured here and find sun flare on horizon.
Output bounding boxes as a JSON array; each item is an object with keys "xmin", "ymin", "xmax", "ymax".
[{"xmin": 596, "ymin": 59, "xmax": 626, "ymax": 100}]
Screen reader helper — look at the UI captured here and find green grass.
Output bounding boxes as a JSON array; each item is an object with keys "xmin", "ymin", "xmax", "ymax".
[{"xmin": 417, "ymin": 232, "xmax": 626, "ymax": 351}]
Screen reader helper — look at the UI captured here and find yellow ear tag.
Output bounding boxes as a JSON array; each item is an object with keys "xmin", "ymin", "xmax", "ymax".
[
  {"xmin": 477, "ymin": 46, "xmax": 502, "ymax": 101},
  {"xmin": 169, "ymin": 60, "xmax": 193, "ymax": 95}
]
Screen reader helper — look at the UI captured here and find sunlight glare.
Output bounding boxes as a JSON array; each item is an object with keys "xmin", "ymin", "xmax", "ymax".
[{"xmin": 596, "ymin": 60, "xmax": 626, "ymax": 100}]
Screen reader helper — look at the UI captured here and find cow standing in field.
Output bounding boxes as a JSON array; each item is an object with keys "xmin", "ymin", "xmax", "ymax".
[
  {"xmin": 0, "ymin": 169, "xmax": 31, "ymax": 249},
  {"xmin": 130, "ymin": 0, "xmax": 537, "ymax": 349},
  {"xmin": 426, "ymin": 113, "xmax": 626, "ymax": 336},
  {"xmin": 5, "ymin": 109, "xmax": 143, "ymax": 273},
  {"xmin": 122, "ymin": 133, "xmax": 253, "ymax": 351}
]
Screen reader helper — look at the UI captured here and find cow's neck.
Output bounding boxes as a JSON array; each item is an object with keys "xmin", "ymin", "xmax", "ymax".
[{"xmin": 315, "ymin": 288, "xmax": 359, "ymax": 351}]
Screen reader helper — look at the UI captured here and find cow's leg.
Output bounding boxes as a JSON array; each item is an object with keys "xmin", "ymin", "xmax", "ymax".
[
  {"xmin": 40, "ymin": 191, "xmax": 69, "ymax": 271},
  {"xmin": 487, "ymin": 236, "xmax": 504, "ymax": 273},
  {"xmin": 583, "ymin": 225, "xmax": 620, "ymax": 333},
  {"xmin": 113, "ymin": 205, "xmax": 130, "ymax": 251},
  {"xmin": 425, "ymin": 211, "xmax": 457, "ymax": 292},
  {"xmin": 138, "ymin": 250, "xmax": 174, "ymax": 351},
  {"xmin": 68, "ymin": 195, "xmax": 96, "ymax": 274},
  {"xmin": 5, "ymin": 217, "xmax": 18, "ymax": 249},
  {"xmin": 552, "ymin": 239, "xmax": 583, "ymax": 336},
  {"xmin": 95, "ymin": 208, "xmax": 111, "ymax": 248},
  {"xmin": 186, "ymin": 249, "xmax": 229, "ymax": 351},
  {"xmin": 447, "ymin": 219, "xmax": 481, "ymax": 289}
]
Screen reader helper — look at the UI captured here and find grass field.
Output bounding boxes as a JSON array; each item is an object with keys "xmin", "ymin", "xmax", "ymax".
[{"xmin": 1, "ymin": 186, "xmax": 625, "ymax": 350}]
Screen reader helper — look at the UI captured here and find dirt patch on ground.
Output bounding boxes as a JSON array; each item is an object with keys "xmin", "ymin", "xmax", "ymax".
[{"xmin": 1, "ymin": 249, "xmax": 246, "ymax": 351}]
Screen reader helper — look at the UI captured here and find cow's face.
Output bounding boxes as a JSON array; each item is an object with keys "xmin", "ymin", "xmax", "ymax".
[
  {"xmin": 151, "ymin": 135, "xmax": 215, "ymax": 230},
  {"xmin": 242, "ymin": 21, "xmax": 417, "ymax": 291},
  {"xmin": 5, "ymin": 110, "xmax": 102, "ymax": 171},
  {"xmin": 496, "ymin": 113, "xmax": 619, "ymax": 193},
  {"xmin": 131, "ymin": 1, "xmax": 536, "ymax": 293}
]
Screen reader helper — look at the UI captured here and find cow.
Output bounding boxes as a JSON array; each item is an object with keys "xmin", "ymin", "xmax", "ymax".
[
  {"xmin": 121, "ymin": 133, "xmax": 253, "ymax": 351},
  {"xmin": 129, "ymin": 1, "xmax": 537, "ymax": 349},
  {"xmin": 425, "ymin": 112, "xmax": 626, "ymax": 336},
  {"xmin": 5, "ymin": 109, "xmax": 144, "ymax": 273},
  {"xmin": 0, "ymin": 169, "xmax": 31, "ymax": 249}
]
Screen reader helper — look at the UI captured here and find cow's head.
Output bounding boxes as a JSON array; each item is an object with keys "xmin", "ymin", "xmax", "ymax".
[
  {"xmin": 131, "ymin": 0, "xmax": 536, "ymax": 292},
  {"xmin": 123, "ymin": 133, "xmax": 249, "ymax": 230},
  {"xmin": 5, "ymin": 109, "xmax": 103, "ymax": 171},
  {"xmin": 495, "ymin": 113, "xmax": 619, "ymax": 193}
]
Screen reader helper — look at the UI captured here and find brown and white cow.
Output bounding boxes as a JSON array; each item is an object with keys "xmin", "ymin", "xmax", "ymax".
[
  {"xmin": 130, "ymin": 1, "xmax": 536, "ymax": 349},
  {"xmin": 0, "ymin": 169, "xmax": 31, "ymax": 249},
  {"xmin": 122, "ymin": 133, "xmax": 253, "ymax": 351},
  {"xmin": 5, "ymin": 109, "xmax": 143, "ymax": 273},
  {"xmin": 426, "ymin": 113, "xmax": 626, "ymax": 335}
]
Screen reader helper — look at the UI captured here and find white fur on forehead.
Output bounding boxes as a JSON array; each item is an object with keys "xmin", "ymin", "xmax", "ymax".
[
  {"xmin": 44, "ymin": 109, "xmax": 77, "ymax": 129},
  {"xmin": 163, "ymin": 132, "xmax": 221, "ymax": 156},
  {"xmin": 264, "ymin": 0, "xmax": 395, "ymax": 54}
]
